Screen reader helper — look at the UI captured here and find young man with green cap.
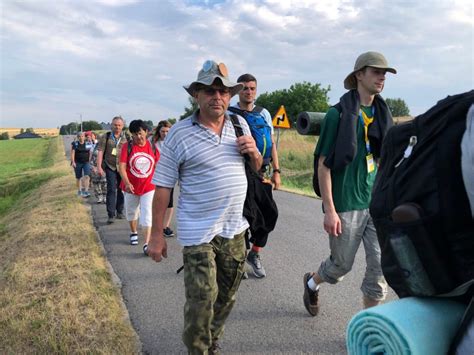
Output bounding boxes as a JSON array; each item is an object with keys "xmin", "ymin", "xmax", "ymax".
[
  {"xmin": 303, "ymin": 51, "xmax": 396, "ymax": 316},
  {"xmin": 147, "ymin": 60, "xmax": 262, "ymax": 353}
]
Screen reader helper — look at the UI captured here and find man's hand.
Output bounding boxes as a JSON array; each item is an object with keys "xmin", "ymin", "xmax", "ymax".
[
  {"xmin": 98, "ymin": 166, "xmax": 104, "ymax": 176},
  {"xmin": 148, "ymin": 233, "xmax": 168, "ymax": 262},
  {"xmin": 237, "ymin": 135, "xmax": 258, "ymax": 157},
  {"xmin": 272, "ymin": 172, "xmax": 281, "ymax": 190},
  {"xmin": 323, "ymin": 210, "xmax": 342, "ymax": 237}
]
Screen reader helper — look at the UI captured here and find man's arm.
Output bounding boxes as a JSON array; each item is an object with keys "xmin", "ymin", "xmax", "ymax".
[
  {"xmin": 270, "ymin": 135, "xmax": 281, "ymax": 189},
  {"xmin": 97, "ymin": 150, "xmax": 105, "ymax": 176},
  {"xmin": 318, "ymin": 155, "xmax": 342, "ymax": 237},
  {"xmin": 148, "ymin": 187, "xmax": 171, "ymax": 262},
  {"xmin": 237, "ymin": 134, "xmax": 262, "ymax": 172}
]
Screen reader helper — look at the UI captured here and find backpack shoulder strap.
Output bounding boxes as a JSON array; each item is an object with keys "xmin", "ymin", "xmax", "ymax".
[
  {"xmin": 228, "ymin": 106, "xmax": 246, "ymax": 118},
  {"xmin": 252, "ymin": 105, "xmax": 264, "ymax": 114},
  {"xmin": 229, "ymin": 114, "xmax": 244, "ymax": 137}
]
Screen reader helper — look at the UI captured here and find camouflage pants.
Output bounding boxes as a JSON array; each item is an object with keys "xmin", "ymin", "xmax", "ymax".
[
  {"xmin": 182, "ymin": 231, "xmax": 246, "ymax": 354},
  {"xmin": 91, "ymin": 172, "xmax": 107, "ymax": 199}
]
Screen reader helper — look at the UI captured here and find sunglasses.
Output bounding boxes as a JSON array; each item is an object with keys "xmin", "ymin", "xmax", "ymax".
[{"xmin": 200, "ymin": 87, "xmax": 230, "ymax": 96}]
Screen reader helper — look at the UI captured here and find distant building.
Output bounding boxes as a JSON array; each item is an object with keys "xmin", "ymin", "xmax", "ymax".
[{"xmin": 14, "ymin": 132, "xmax": 42, "ymax": 139}]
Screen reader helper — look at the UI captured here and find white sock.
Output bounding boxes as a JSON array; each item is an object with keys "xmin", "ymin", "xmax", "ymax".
[{"xmin": 307, "ymin": 277, "xmax": 320, "ymax": 291}]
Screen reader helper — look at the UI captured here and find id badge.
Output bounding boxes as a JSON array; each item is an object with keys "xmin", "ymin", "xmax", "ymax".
[
  {"xmin": 111, "ymin": 147, "xmax": 117, "ymax": 156},
  {"xmin": 366, "ymin": 153, "xmax": 375, "ymax": 173}
]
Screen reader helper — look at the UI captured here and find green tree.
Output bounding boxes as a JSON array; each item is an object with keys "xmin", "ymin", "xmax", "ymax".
[
  {"xmin": 256, "ymin": 81, "xmax": 331, "ymax": 124},
  {"xmin": 82, "ymin": 120, "xmax": 103, "ymax": 131},
  {"xmin": 386, "ymin": 98, "xmax": 410, "ymax": 117},
  {"xmin": 25, "ymin": 128, "xmax": 35, "ymax": 133},
  {"xmin": 20, "ymin": 128, "xmax": 25, "ymax": 134},
  {"xmin": 180, "ymin": 97, "xmax": 198, "ymax": 120},
  {"xmin": 0, "ymin": 132, "xmax": 9, "ymax": 140}
]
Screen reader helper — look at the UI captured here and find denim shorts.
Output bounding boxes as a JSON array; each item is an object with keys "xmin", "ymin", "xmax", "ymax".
[{"xmin": 74, "ymin": 162, "xmax": 91, "ymax": 179}]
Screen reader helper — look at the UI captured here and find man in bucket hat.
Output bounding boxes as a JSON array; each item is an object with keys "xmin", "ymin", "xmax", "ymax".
[
  {"xmin": 148, "ymin": 60, "xmax": 262, "ymax": 353},
  {"xmin": 303, "ymin": 51, "xmax": 396, "ymax": 316}
]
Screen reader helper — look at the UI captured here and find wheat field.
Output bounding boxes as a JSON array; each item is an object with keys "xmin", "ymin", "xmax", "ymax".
[{"xmin": 0, "ymin": 128, "xmax": 59, "ymax": 137}]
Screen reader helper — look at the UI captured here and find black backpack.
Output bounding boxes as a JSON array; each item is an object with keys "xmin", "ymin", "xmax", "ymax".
[
  {"xmin": 369, "ymin": 90, "xmax": 474, "ymax": 300},
  {"xmin": 229, "ymin": 114, "xmax": 278, "ymax": 238}
]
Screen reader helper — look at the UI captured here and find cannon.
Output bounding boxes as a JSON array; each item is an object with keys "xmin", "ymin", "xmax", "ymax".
[{"xmin": 296, "ymin": 112, "xmax": 326, "ymax": 136}]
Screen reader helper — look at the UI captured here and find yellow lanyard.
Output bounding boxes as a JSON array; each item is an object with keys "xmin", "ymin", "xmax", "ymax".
[{"xmin": 359, "ymin": 108, "xmax": 374, "ymax": 152}]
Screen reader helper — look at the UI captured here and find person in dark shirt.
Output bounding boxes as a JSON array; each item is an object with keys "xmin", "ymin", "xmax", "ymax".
[{"xmin": 71, "ymin": 131, "xmax": 92, "ymax": 197}]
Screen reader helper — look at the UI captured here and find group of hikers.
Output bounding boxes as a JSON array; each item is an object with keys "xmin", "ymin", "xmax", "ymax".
[{"xmin": 70, "ymin": 51, "xmax": 473, "ymax": 354}]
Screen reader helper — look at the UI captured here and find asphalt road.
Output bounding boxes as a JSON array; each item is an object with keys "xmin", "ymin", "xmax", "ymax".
[{"xmin": 64, "ymin": 136, "xmax": 396, "ymax": 354}]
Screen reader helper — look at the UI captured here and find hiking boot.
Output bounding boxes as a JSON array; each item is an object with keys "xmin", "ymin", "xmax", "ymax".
[
  {"xmin": 246, "ymin": 251, "xmax": 266, "ymax": 278},
  {"xmin": 209, "ymin": 341, "xmax": 222, "ymax": 355},
  {"xmin": 130, "ymin": 233, "xmax": 138, "ymax": 245},
  {"xmin": 303, "ymin": 272, "xmax": 319, "ymax": 316},
  {"xmin": 116, "ymin": 212, "xmax": 125, "ymax": 219},
  {"xmin": 163, "ymin": 227, "xmax": 175, "ymax": 237},
  {"xmin": 107, "ymin": 216, "xmax": 114, "ymax": 224}
]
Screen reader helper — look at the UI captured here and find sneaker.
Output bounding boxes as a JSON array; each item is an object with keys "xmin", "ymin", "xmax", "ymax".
[
  {"xmin": 130, "ymin": 233, "xmax": 138, "ymax": 245},
  {"xmin": 107, "ymin": 216, "xmax": 114, "ymax": 224},
  {"xmin": 246, "ymin": 251, "xmax": 266, "ymax": 278},
  {"xmin": 209, "ymin": 341, "xmax": 222, "ymax": 355},
  {"xmin": 242, "ymin": 271, "xmax": 249, "ymax": 280},
  {"xmin": 163, "ymin": 227, "xmax": 175, "ymax": 237},
  {"xmin": 116, "ymin": 213, "xmax": 125, "ymax": 219},
  {"xmin": 143, "ymin": 244, "xmax": 148, "ymax": 256},
  {"xmin": 97, "ymin": 196, "xmax": 104, "ymax": 204},
  {"xmin": 82, "ymin": 191, "xmax": 91, "ymax": 198},
  {"xmin": 303, "ymin": 272, "xmax": 320, "ymax": 316},
  {"xmin": 77, "ymin": 190, "xmax": 82, "ymax": 197}
]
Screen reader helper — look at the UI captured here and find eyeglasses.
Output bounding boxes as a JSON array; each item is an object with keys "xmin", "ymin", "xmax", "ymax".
[
  {"xmin": 242, "ymin": 86, "xmax": 256, "ymax": 91},
  {"xmin": 200, "ymin": 87, "xmax": 230, "ymax": 96}
]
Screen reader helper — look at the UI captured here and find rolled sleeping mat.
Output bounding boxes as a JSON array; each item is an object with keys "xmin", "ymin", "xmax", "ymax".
[
  {"xmin": 346, "ymin": 297, "xmax": 466, "ymax": 355},
  {"xmin": 296, "ymin": 112, "xmax": 325, "ymax": 136}
]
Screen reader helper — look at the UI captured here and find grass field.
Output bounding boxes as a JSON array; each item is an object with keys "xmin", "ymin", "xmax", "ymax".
[
  {"xmin": 0, "ymin": 137, "xmax": 139, "ymax": 353},
  {"xmin": 276, "ymin": 129, "xmax": 318, "ymax": 196},
  {"xmin": 0, "ymin": 127, "xmax": 59, "ymax": 137}
]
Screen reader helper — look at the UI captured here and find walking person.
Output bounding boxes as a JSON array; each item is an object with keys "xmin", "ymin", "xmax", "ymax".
[
  {"xmin": 118, "ymin": 119, "xmax": 159, "ymax": 254},
  {"xmin": 147, "ymin": 60, "xmax": 262, "ymax": 353},
  {"xmin": 231, "ymin": 73, "xmax": 281, "ymax": 278},
  {"xmin": 71, "ymin": 131, "xmax": 92, "ymax": 197},
  {"xmin": 97, "ymin": 116, "xmax": 128, "ymax": 224},
  {"xmin": 303, "ymin": 51, "xmax": 396, "ymax": 316},
  {"xmin": 151, "ymin": 120, "xmax": 175, "ymax": 238},
  {"xmin": 90, "ymin": 132, "xmax": 107, "ymax": 203}
]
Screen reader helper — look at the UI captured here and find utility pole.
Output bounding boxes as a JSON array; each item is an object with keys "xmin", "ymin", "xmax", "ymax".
[{"xmin": 79, "ymin": 113, "xmax": 83, "ymax": 132}]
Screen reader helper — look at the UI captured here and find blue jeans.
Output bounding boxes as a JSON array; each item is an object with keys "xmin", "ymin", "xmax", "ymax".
[
  {"xmin": 317, "ymin": 209, "xmax": 387, "ymax": 301},
  {"xmin": 105, "ymin": 166, "xmax": 124, "ymax": 218}
]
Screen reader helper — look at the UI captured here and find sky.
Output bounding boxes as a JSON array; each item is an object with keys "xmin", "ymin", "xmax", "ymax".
[{"xmin": 0, "ymin": 0, "xmax": 472, "ymax": 129}]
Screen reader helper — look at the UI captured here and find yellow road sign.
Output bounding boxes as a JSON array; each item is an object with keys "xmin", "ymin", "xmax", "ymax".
[{"xmin": 272, "ymin": 105, "xmax": 290, "ymax": 129}]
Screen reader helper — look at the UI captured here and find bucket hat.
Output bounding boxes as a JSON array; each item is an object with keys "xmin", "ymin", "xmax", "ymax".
[
  {"xmin": 344, "ymin": 51, "xmax": 397, "ymax": 90},
  {"xmin": 184, "ymin": 60, "xmax": 243, "ymax": 97}
]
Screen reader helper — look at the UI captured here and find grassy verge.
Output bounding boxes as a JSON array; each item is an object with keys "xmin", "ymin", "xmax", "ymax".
[
  {"xmin": 275, "ymin": 129, "xmax": 318, "ymax": 197},
  {"xmin": 0, "ymin": 138, "xmax": 139, "ymax": 354}
]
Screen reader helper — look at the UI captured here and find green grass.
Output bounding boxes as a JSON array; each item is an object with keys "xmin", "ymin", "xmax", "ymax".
[
  {"xmin": 0, "ymin": 138, "xmax": 65, "ymax": 215},
  {"xmin": 275, "ymin": 129, "xmax": 319, "ymax": 197}
]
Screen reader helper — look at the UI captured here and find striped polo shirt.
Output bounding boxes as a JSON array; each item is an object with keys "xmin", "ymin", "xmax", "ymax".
[{"xmin": 152, "ymin": 111, "xmax": 252, "ymax": 246}]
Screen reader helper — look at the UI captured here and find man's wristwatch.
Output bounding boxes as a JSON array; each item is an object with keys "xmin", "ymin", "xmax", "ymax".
[{"xmin": 273, "ymin": 168, "xmax": 281, "ymax": 174}]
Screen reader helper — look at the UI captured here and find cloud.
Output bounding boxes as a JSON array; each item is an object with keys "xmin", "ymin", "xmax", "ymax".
[{"xmin": 1, "ymin": 0, "xmax": 472, "ymax": 128}]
